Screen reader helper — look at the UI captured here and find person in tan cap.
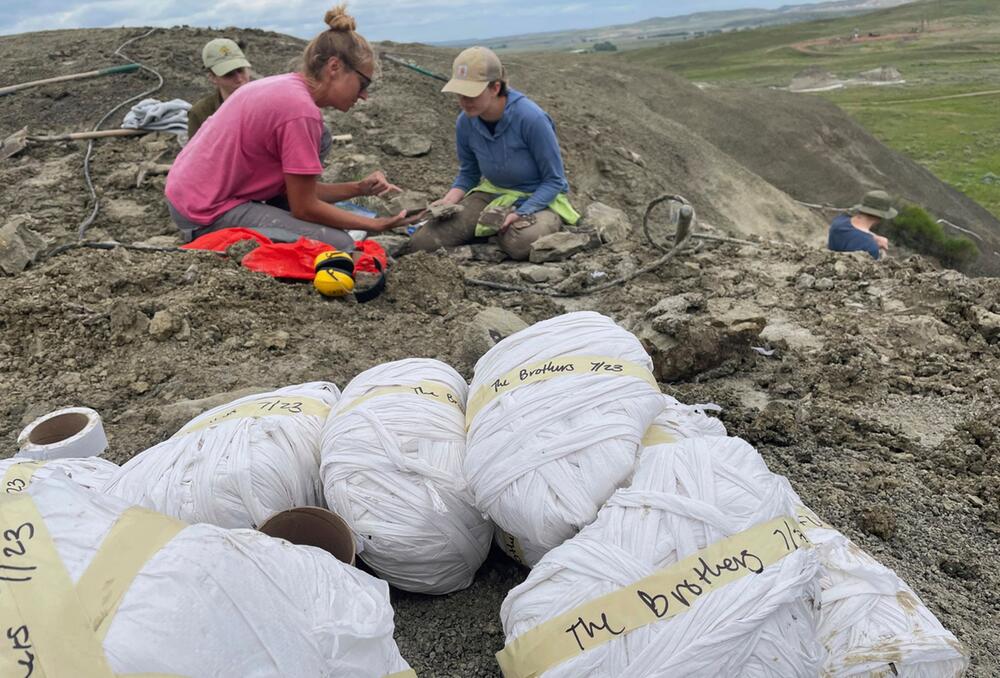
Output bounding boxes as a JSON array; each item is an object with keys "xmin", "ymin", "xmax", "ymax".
[
  {"xmin": 828, "ymin": 189, "xmax": 895, "ymax": 260},
  {"xmin": 409, "ymin": 46, "xmax": 580, "ymax": 260},
  {"xmin": 167, "ymin": 5, "xmax": 415, "ymax": 250},
  {"xmin": 187, "ymin": 38, "xmax": 253, "ymax": 139}
]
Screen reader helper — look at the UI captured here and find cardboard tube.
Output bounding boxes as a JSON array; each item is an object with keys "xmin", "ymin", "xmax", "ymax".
[
  {"xmin": 258, "ymin": 507, "xmax": 357, "ymax": 566},
  {"xmin": 16, "ymin": 407, "xmax": 108, "ymax": 460}
]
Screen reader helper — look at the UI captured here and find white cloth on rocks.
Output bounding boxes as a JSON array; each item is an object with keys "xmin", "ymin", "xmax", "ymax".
[
  {"xmin": 104, "ymin": 382, "xmax": 339, "ymax": 528},
  {"xmin": 0, "ymin": 456, "xmax": 119, "ymax": 492},
  {"xmin": 707, "ymin": 443, "xmax": 969, "ymax": 676},
  {"xmin": 466, "ymin": 311, "xmax": 664, "ymax": 567},
  {"xmin": 786, "ymin": 491, "xmax": 969, "ymax": 676},
  {"xmin": 500, "ymin": 436, "xmax": 824, "ymax": 677},
  {"xmin": 121, "ymin": 97, "xmax": 190, "ymax": 134},
  {"xmin": 321, "ymin": 358, "xmax": 492, "ymax": 594},
  {"xmin": 11, "ymin": 475, "xmax": 412, "ymax": 677},
  {"xmin": 644, "ymin": 393, "xmax": 727, "ymax": 443}
]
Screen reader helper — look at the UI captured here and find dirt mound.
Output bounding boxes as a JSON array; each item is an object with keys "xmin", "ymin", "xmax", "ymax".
[
  {"xmin": 789, "ymin": 65, "xmax": 905, "ymax": 92},
  {"xmin": 789, "ymin": 66, "xmax": 842, "ymax": 92},
  {"xmin": 860, "ymin": 64, "xmax": 903, "ymax": 82},
  {"xmin": 2, "ymin": 26, "xmax": 1000, "ymax": 677}
]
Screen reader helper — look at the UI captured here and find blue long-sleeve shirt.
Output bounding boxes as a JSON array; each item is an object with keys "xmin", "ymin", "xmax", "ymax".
[
  {"xmin": 452, "ymin": 88, "xmax": 570, "ymax": 216},
  {"xmin": 828, "ymin": 213, "xmax": 880, "ymax": 259}
]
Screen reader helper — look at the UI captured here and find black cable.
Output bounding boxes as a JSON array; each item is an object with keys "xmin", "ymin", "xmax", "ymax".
[
  {"xmin": 78, "ymin": 27, "xmax": 165, "ymax": 239},
  {"xmin": 465, "ymin": 233, "xmax": 696, "ymax": 298},
  {"xmin": 43, "ymin": 241, "xmax": 185, "ymax": 259}
]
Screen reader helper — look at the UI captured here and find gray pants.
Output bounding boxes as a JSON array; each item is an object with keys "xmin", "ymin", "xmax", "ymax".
[
  {"xmin": 408, "ymin": 191, "xmax": 561, "ymax": 261},
  {"xmin": 167, "ymin": 199, "xmax": 355, "ymax": 252}
]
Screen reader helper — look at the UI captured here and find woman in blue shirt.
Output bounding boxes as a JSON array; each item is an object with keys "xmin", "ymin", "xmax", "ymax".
[{"xmin": 409, "ymin": 47, "xmax": 579, "ymax": 260}]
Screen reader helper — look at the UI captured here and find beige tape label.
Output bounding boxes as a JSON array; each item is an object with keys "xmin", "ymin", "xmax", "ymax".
[
  {"xmin": 339, "ymin": 381, "xmax": 464, "ymax": 415},
  {"xmin": 0, "ymin": 493, "xmax": 115, "ymax": 678},
  {"xmin": 467, "ymin": 356, "xmax": 658, "ymax": 426},
  {"xmin": 795, "ymin": 505, "xmax": 833, "ymax": 531},
  {"xmin": 496, "ymin": 528, "xmax": 530, "ymax": 568},
  {"xmin": 76, "ymin": 507, "xmax": 185, "ymax": 641},
  {"xmin": 384, "ymin": 670, "xmax": 418, "ymax": 678},
  {"xmin": 2, "ymin": 462, "xmax": 46, "ymax": 496},
  {"xmin": 175, "ymin": 395, "xmax": 332, "ymax": 438},
  {"xmin": 495, "ymin": 515, "xmax": 811, "ymax": 678},
  {"xmin": 641, "ymin": 426, "xmax": 678, "ymax": 447}
]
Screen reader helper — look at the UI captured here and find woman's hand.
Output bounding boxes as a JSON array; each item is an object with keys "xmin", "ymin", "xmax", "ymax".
[
  {"xmin": 500, "ymin": 211, "xmax": 523, "ymax": 234},
  {"xmin": 358, "ymin": 171, "xmax": 401, "ymax": 198},
  {"xmin": 431, "ymin": 187, "xmax": 466, "ymax": 207},
  {"xmin": 368, "ymin": 210, "xmax": 422, "ymax": 233}
]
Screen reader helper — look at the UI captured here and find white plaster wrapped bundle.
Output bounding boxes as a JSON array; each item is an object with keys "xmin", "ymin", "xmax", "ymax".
[
  {"xmin": 705, "ymin": 444, "xmax": 970, "ymax": 675},
  {"xmin": 104, "ymin": 382, "xmax": 340, "ymax": 528},
  {"xmin": 787, "ymin": 491, "xmax": 969, "ymax": 676},
  {"xmin": 0, "ymin": 456, "xmax": 119, "ymax": 492},
  {"xmin": 321, "ymin": 359, "xmax": 492, "ymax": 594},
  {"xmin": 499, "ymin": 436, "xmax": 824, "ymax": 678},
  {"xmin": 642, "ymin": 393, "xmax": 727, "ymax": 446},
  {"xmin": 466, "ymin": 311, "xmax": 664, "ymax": 567},
  {"xmin": 6, "ymin": 475, "xmax": 413, "ymax": 677}
]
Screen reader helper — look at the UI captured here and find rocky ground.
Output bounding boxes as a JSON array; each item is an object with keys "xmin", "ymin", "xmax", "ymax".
[{"xmin": 1, "ymin": 25, "xmax": 999, "ymax": 678}]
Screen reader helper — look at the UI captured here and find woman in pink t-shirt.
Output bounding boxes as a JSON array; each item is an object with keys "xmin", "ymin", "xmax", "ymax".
[{"xmin": 165, "ymin": 5, "xmax": 414, "ymax": 251}]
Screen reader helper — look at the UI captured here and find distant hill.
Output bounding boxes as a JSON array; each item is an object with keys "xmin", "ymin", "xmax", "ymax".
[
  {"xmin": 434, "ymin": 0, "xmax": 915, "ymax": 53},
  {"xmin": 616, "ymin": 0, "xmax": 1000, "ymax": 247},
  {"xmin": 620, "ymin": 0, "xmax": 1000, "ymax": 84}
]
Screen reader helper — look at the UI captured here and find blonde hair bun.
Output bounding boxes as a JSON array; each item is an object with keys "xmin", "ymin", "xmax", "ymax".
[{"xmin": 325, "ymin": 4, "xmax": 357, "ymax": 32}]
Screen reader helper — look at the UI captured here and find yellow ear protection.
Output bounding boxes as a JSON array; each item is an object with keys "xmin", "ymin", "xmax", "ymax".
[
  {"xmin": 313, "ymin": 250, "xmax": 386, "ymax": 302},
  {"xmin": 313, "ymin": 251, "xmax": 355, "ymax": 297}
]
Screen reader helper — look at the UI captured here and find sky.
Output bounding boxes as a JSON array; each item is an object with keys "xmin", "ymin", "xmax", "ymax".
[{"xmin": 0, "ymin": 1, "xmax": 841, "ymax": 44}]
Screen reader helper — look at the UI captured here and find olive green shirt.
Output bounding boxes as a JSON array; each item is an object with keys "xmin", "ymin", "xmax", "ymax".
[{"xmin": 187, "ymin": 89, "xmax": 224, "ymax": 139}]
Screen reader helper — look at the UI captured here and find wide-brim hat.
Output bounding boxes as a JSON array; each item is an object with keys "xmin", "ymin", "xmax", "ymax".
[
  {"xmin": 853, "ymin": 189, "xmax": 898, "ymax": 220},
  {"xmin": 441, "ymin": 46, "xmax": 505, "ymax": 97},
  {"xmin": 203, "ymin": 38, "xmax": 251, "ymax": 76}
]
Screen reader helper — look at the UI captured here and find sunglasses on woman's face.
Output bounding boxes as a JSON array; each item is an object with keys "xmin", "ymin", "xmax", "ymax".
[{"xmin": 353, "ymin": 67, "xmax": 372, "ymax": 94}]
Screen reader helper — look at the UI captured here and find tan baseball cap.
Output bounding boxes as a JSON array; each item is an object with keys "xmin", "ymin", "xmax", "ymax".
[
  {"xmin": 202, "ymin": 38, "xmax": 251, "ymax": 77},
  {"xmin": 441, "ymin": 46, "xmax": 506, "ymax": 97}
]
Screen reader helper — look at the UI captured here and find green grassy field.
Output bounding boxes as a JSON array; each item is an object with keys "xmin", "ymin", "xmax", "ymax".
[{"xmin": 622, "ymin": 0, "xmax": 1000, "ymax": 217}]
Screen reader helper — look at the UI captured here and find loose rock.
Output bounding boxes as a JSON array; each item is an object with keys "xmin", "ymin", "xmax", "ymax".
[
  {"xmin": 580, "ymin": 201, "xmax": 633, "ymax": 244},
  {"xmin": 109, "ymin": 302, "xmax": 149, "ymax": 345},
  {"xmin": 859, "ymin": 506, "xmax": 896, "ymax": 540},
  {"xmin": 381, "ymin": 134, "xmax": 432, "ymax": 157},
  {"xmin": 0, "ymin": 216, "xmax": 45, "ymax": 275},
  {"xmin": 149, "ymin": 310, "xmax": 178, "ymax": 340},
  {"xmin": 469, "ymin": 243, "xmax": 507, "ymax": 263},
  {"xmin": 387, "ymin": 190, "xmax": 429, "ymax": 214},
  {"xmin": 635, "ymin": 298, "xmax": 765, "ymax": 381},
  {"xmin": 518, "ymin": 264, "xmax": 566, "ymax": 284},
  {"xmin": 369, "ymin": 234, "xmax": 409, "ymax": 257},
  {"xmin": 968, "ymin": 306, "xmax": 1000, "ymax": 342},
  {"xmin": 263, "ymin": 330, "xmax": 289, "ymax": 350},
  {"xmin": 528, "ymin": 231, "xmax": 598, "ymax": 263},
  {"xmin": 460, "ymin": 307, "xmax": 528, "ymax": 367}
]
